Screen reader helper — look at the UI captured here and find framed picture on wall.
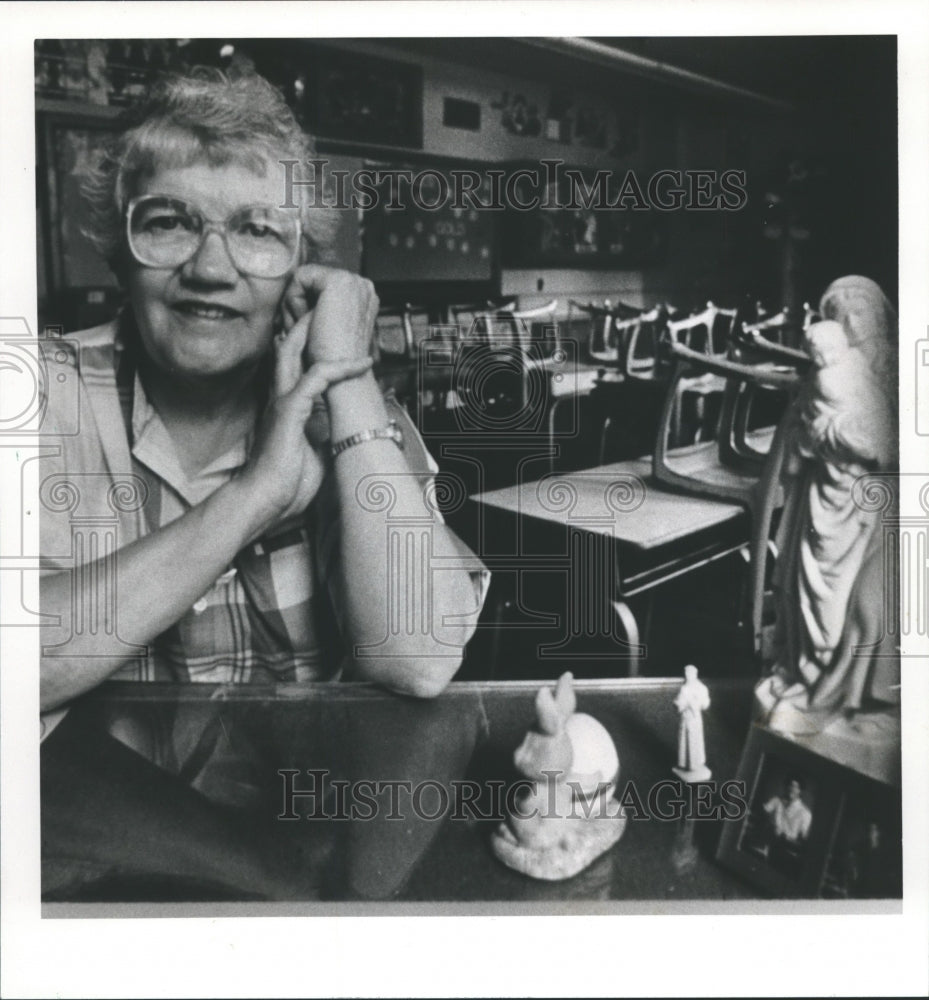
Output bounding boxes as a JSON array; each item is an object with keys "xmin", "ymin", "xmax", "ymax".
[
  {"xmin": 38, "ymin": 112, "xmax": 124, "ymax": 330},
  {"xmin": 361, "ymin": 159, "xmax": 496, "ymax": 284},
  {"xmin": 500, "ymin": 161, "xmax": 668, "ymax": 269},
  {"xmin": 304, "ymin": 48, "xmax": 423, "ymax": 150},
  {"xmin": 39, "ymin": 113, "xmax": 120, "ymax": 290}
]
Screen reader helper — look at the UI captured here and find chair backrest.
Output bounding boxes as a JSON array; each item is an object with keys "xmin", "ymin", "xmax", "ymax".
[
  {"xmin": 744, "ymin": 396, "xmax": 801, "ymax": 659},
  {"xmin": 802, "ymin": 301, "xmax": 821, "ymax": 331},
  {"xmin": 666, "ymin": 302, "xmax": 738, "ymax": 357},
  {"xmin": 447, "ymin": 299, "xmax": 515, "ymax": 340},
  {"xmin": 734, "ymin": 309, "xmax": 812, "ymax": 370},
  {"xmin": 748, "ymin": 307, "xmax": 791, "ymax": 344},
  {"xmin": 374, "ymin": 303, "xmax": 431, "ymax": 360},
  {"xmin": 652, "ymin": 340, "xmax": 800, "ymax": 507},
  {"xmin": 621, "ymin": 304, "xmax": 675, "ymax": 379},
  {"xmin": 470, "ymin": 299, "xmax": 559, "ymax": 350},
  {"xmin": 568, "ymin": 298, "xmax": 641, "ymax": 366}
]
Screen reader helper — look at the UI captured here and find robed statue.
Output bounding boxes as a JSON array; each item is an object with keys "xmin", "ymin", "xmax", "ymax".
[{"xmin": 755, "ymin": 275, "xmax": 900, "ymax": 782}]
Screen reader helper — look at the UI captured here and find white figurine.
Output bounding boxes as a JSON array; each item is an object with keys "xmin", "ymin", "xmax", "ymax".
[
  {"xmin": 491, "ymin": 672, "xmax": 626, "ymax": 880},
  {"xmin": 673, "ymin": 665, "xmax": 712, "ymax": 782}
]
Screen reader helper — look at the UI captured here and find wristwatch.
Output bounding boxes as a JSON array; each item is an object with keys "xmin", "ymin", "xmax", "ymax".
[{"xmin": 330, "ymin": 419, "xmax": 405, "ymax": 458}]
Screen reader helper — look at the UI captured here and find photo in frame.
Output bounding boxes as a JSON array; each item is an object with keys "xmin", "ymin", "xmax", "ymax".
[
  {"xmin": 716, "ymin": 723, "xmax": 903, "ymax": 899},
  {"xmin": 303, "ymin": 47, "xmax": 423, "ymax": 150}
]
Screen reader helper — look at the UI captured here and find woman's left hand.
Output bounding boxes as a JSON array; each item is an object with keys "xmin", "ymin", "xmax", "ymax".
[
  {"xmin": 281, "ymin": 265, "xmax": 379, "ymax": 364},
  {"xmin": 242, "ymin": 320, "xmax": 372, "ymax": 528}
]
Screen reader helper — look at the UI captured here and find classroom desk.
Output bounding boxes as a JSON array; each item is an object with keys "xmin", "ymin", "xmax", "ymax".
[
  {"xmin": 41, "ymin": 677, "xmax": 758, "ymax": 906},
  {"xmin": 376, "ymin": 353, "xmax": 603, "ymax": 407},
  {"xmin": 469, "ymin": 449, "xmax": 754, "ymax": 674}
]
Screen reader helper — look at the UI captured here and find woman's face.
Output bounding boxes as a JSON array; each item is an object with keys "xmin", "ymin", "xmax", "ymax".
[{"xmin": 127, "ymin": 160, "xmax": 297, "ymax": 380}]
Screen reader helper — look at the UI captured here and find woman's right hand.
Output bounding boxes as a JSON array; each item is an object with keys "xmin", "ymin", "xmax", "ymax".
[{"xmin": 238, "ymin": 321, "xmax": 372, "ymax": 532}]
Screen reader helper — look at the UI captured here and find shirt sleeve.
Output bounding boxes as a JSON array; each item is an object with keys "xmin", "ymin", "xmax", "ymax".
[{"xmin": 37, "ymin": 388, "xmax": 81, "ymax": 577}]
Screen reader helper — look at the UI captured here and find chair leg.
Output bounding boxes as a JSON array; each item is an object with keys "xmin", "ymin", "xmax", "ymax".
[
  {"xmin": 611, "ymin": 599, "xmax": 644, "ymax": 677},
  {"xmin": 547, "ymin": 395, "xmax": 570, "ymax": 475}
]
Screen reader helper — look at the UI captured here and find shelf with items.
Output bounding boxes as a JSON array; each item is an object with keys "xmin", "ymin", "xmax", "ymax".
[{"xmin": 34, "ymin": 39, "xmax": 183, "ymax": 110}]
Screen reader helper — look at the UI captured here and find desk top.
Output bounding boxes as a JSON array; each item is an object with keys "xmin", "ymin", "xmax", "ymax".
[
  {"xmin": 472, "ymin": 453, "xmax": 746, "ymax": 550},
  {"xmin": 43, "ymin": 678, "xmax": 758, "ymax": 905}
]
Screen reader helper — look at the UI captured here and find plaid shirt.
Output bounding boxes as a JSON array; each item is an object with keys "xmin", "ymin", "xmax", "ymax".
[{"xmin": 40, "ymin": 317, "xmax": 487, "ymax": 687}]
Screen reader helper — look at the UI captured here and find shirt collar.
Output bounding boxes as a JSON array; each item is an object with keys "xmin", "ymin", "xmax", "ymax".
[
  {"xmin": 114, "ymin": 310, "xmax": 259, "ymax": 505},
  {"xmin": 128, "ymin": 369, "xmax": 252, "ymax": 512}
]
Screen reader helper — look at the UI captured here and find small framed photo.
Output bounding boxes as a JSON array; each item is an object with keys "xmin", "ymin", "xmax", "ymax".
[
  {"xmin": 716, "ymin": 724, "xmax": 902, "ymax": 899},
  {"xmin": 820, "ymin": 783, "xmax": 903, "ymax": 900}
]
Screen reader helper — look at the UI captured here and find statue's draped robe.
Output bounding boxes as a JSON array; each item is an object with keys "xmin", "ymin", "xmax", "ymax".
[{"xmin": 770, "ymin": 279, "xmax": 899, "ymax": 715}]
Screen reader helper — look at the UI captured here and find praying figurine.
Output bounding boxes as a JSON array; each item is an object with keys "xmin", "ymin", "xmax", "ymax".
[
  {"xmin": 673, "ymin": 664, "xmax": 712, "ymax": 783},
  {"xmin": 754, "ymin": 275, "xmax": 900, "ymax": 784},
  {"xmin": 491, "ymin": 672, "xmax": 626, "ymax": 881}
]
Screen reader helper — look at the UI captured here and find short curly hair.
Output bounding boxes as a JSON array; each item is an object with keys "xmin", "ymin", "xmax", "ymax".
[{"xmin": 81, "ymin": 67, "xmax": 337, "ymax": 277}]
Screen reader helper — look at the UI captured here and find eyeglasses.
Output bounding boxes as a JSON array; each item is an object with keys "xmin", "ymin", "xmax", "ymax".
[{"xmin": 126, "ymin": 195, "xmax": 302, "ymax": 279}]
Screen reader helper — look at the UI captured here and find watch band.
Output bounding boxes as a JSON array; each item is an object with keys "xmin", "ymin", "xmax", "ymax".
[{"xmin": 330, "ymin": 419, "xmax": 404, "ymax": 458}]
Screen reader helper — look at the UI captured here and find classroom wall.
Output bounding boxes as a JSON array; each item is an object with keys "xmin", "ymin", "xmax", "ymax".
[
  {"xmin": 38, "ymin": 38, "xmax": 881, "ymax": 321},
  {"xmin": 322, "ymin": 38, "xmax": 790, "ymax": 313}
]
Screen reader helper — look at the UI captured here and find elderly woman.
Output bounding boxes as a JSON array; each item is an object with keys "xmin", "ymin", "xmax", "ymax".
[{"xmin": 39, "ymin": 69, "xmax": 487, "ymax": 722}]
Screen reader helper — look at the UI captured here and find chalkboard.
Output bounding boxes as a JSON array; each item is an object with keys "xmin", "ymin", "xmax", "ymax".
[{"xmin": 361, "ymin": 161, "xmax": 496, "ymax": 284}]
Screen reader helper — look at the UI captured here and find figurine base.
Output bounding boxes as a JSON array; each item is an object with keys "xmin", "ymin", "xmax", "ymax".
[
  {"xmin": 779, "ymin": 711, "xmax": 901, "ymax": 787},
  {"xmin": 755, "ymin": 677, "xmax": 901, "ymax": 786},
  {"xmin": 672, "ymin": 765, "xmax": 712, "ymax": 783},
  {"xmin": 490, "ymin": 800, "xmax": 627, "ymax": 881}
]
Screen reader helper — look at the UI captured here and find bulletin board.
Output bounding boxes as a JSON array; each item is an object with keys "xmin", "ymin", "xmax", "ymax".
[
  {"xmin": 361, "ymin": 160, "xmax": 497, "ymax": 284},
  {"xmin": 500, "ymin": 161, "xmax": 669, "ymax": 270}
]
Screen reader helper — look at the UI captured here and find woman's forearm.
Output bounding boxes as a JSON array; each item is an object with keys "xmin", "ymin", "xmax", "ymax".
[
  {"xmin": 40, "ymin": 476, "xmax": 271, "ymax": 711},
  {"xmin": 326, "ymin": 373, "xmax": 479, "ymax": 697}
]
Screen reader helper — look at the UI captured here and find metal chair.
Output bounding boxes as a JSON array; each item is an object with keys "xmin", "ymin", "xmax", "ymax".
[
  {"xmin": 455, "ymin": 300, "xmax": 560, "ymax": 417},
  {"xmin": 659, "ymin": 302, "xmax": 739, "ymax": 447},
  {"xmin": 620, "ymin": 303, "xmax": 677, "ymax": 382},
  {"xmin": 374, "ymin": 302, "xmax": 424, "ymax": 360},
  {"xmin": 732, "ymin": 308, "xmax": 812, "ymax": 371},
  {"xmin": 446, "ymin": 298, "xmax": 516, "ymax": 340},
  {"xmin": 591, "ymin": 304, "xmax": 677, "ymax": 465},
  {"xmin": 567, "ymin": 298, "xmax": 641, "ymax": 370},
  {"xmin": 652, "ymin": 340, "xmax": 800, "ymax": 507},
  {"xmin": 652, "ymin": 345, "xmax": 804, "ymax": 662},
  {"xmin": 718, "ymin": 308, "xmax": 811, "ymax": 471},
  {"xmin": 373, "ymin": 303, "xmax": 434, "ymax": 408}
]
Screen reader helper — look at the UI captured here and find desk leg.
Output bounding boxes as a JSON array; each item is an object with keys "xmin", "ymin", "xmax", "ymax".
[
  {"xmin": 611, "ymin": 599, "xmax": 641, "ymax": 677},
  {"xmin": 599, "ymin": 415, "xmax": 613, "ymax": 465},
  {"xmin": 547, "ymin": 395, "xmax": 569, "ymax": 474}
]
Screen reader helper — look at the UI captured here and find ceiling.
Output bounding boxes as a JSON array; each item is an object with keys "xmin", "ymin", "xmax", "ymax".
[
  {"xmin": 385, "ymin": 35, "xmax": 896, "ymax": 116},
  {"xmin": 595, "ymin": 35, "xmax": 896, "ymax": 107}
]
